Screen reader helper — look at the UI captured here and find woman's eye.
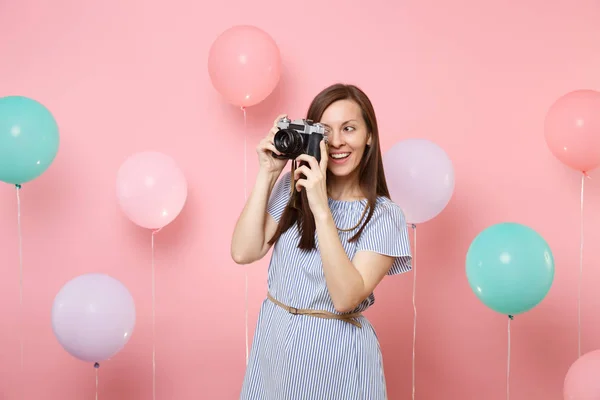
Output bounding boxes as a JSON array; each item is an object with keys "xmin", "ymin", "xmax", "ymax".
[{"xmin": 344, "ymin": 126, "xmax": 355, "ymax": 132}]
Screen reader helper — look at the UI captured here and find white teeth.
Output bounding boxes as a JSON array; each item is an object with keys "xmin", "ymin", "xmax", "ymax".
[{"xmin": 330, "ymin": 153, "xmax": 350, "ymax": 159}]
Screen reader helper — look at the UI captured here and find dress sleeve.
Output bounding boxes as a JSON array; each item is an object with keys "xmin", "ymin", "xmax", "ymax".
[
  {"xmin": 355, "ymin": 200, "xmax": 412, "ymax": 275},
  {"xmin": 267, "ymin": 171, "xmax": 292, "ymax": 223}
]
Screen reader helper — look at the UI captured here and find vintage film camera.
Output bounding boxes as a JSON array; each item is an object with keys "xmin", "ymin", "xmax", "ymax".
[{"xmin": 272, "ymin": 117, "xmax": 327, "ymax": 162}]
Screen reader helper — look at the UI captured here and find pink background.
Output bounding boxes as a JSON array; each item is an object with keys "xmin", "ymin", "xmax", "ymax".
[{"xmin": 0, "ymin": 0, "xmax": 599, "ymax": 398}]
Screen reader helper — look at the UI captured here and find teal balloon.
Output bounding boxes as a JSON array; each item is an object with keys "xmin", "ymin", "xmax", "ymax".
[
  {"xmin": 0, "ymin": 96, "xmax": 60, "ymax": 185},
  {"xmin": 465, "ymin": 222, "xmax": 554, "ymax": 316}
]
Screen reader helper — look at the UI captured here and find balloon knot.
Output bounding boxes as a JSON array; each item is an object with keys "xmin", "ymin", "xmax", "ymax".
[
  {"xmin": 508, "ymin": 315, "xmax": 514, "ymax": 320},
  {"xmin": 152, "ymin": 228, "xmax": 162, "ymax": 235},
  {"xmin": 411, "ymin": 224, "xmax": 417, "ymax": 229},
  {"xmin": 15, "ymin": 184, "xmax": 21, "ymax": 189},
  {"xmin": 94, "ymin": 362, "xmax": 100, "ymax": 369}
]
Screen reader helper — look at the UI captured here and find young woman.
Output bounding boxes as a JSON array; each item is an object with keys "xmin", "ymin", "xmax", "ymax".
[{"xmin": 231, "ymin": 83, "xmax": 412, "ymax": 399}]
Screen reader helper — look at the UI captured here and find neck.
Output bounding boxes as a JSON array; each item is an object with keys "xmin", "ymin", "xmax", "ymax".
[{"xmin": 327, "ymin": 171, "xmax": 364, "ymax": 201}]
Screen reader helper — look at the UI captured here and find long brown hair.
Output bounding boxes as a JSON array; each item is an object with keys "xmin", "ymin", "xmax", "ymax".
[{"xmin": 268, "ymin": 83, "xmax": 391, "ymax": 250}]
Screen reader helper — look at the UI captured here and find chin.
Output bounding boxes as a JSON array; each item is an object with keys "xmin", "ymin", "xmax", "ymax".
[
  {"xmin": 328, "ymin": 163, "xmax": 358, "ymax": 178},
  {"xmin": 327, "ymin": 153, "xmax": 361, "ymax": 178}
]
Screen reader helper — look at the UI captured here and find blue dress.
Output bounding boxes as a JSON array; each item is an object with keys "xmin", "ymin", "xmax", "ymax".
[{"xmin": 240, "ymin": 171, "xmax": 412, "ymax": 400}]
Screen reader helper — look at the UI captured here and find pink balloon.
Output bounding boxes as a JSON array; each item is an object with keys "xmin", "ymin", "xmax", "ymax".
[
  {"xmin": 564, "ymin": 349, "xmax": 600, "ymax": 399},
  {"xmin": 208, "ymin": 25, "xmax": 281, "ymax": 108},
  {"xmin": 116, "ymin": 151, "xmax": 187, "ymax": 230},
  {"xmin": 383, "ymin": 139, "xmax": 455, "ymax": 224},
  {"xmin": 544, "ymin": 89, "xmax": 600, "ymax": 173}
]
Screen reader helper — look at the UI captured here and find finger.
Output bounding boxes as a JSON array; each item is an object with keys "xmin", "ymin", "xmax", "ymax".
[
  {"xmin": 295, "ymin": 154, "xmax": 319, "ymax": 171},
  {"xmin": 293, "ymin": 165, "xmax": 312, "ymax": 181},
  {"xmin": 264, "ymin": 143, "xmax": 282, "ymax": 156},
  {"xmin": 319, "ymin": 140, "xmax": 328, "ymax": 173},
  {"xmin": 268, "ymin": 126, "xmax": 278, "ymax": 140},
  {"xmin": 258, "ymin": 138, "xmax": 271, "ymax": 149},
  {"xmin": 258, "ymin": 137, "xmax": 275, "ymax": 150},
  {"xmin": 273, "ymin": 114, "xmax": 288, "ymax": 127},
  {"xmin": 256, "ymin": 139, "xmax": 267, "ymax": 152},
  {"xmin": 295, "ymin": 178, "xmax": 307, "ymax": 192}
]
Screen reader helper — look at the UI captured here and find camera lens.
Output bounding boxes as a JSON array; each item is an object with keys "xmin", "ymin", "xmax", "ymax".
[{"xmin": 274, "ymin": 129, "xmax": 304, "ymax": 157}]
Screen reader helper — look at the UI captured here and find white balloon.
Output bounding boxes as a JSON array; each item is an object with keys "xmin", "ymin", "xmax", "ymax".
[{"xmin": 383, "ymin": 139, "xmax": 455, "ymax": 224}]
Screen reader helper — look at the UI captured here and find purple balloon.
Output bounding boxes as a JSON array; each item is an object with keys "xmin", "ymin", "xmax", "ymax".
[
  {"xmin": 383, "ymin": 138, "xmax": 455, "ymax": 224},
  {"xmin": 51, "ymin": 273, "xmax": 136, "ymax": 363}
]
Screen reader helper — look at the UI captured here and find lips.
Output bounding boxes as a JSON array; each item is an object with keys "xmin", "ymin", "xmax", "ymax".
[
  {"xmin": 329, "ymin": 152, "xmax": 351, "ymax": 164},
  {"xmin": 330, "ymin": 152, "xmax": 350, "ymax": 160}
]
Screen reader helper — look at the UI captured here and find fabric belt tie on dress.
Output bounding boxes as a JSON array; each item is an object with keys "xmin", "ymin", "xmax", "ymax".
[{"xmin": 267, "ymin": 292, "xmax": 363, "ymax": 328}]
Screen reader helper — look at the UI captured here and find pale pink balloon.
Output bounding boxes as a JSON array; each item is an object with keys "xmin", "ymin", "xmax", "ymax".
[
  {"xmin": 116, "ymin": 151, "xmax": 187, "ymax": 230},
  {"xmin": 208, "ymin": 25, "xmax": 281, "ymax": 108},
  {"xmin": 52, "ymin": 273, "xmax": 136, "ymax": 363},
  {"xmin": 383, "ymin": 139, "xmax": 455, "ymax": 224},
  {"xmin": 564, "ymin": 349, "xmax": 600, "ymax": 399},
  {"xmin": 544, "ymin": 89, "xmax": 600, "ymax": 173}
]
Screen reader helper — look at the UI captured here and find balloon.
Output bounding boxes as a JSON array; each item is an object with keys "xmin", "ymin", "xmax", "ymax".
[
  {"xmin": 0, "ymin": 96, "xmax": 60, "ymax": 185},
  {"xmin": 208, "ymin": 25, "xmax": 281, "ymax": 108},
  {"xmin": 544, "ymin": 89, "xmax": 600, "ymax": 173},
  {"xmin": 51, "ymin": 273, "xmax": 136, "ymax": 363},
  {"xmin": 116, "ymin": 151, "xmax": 187, "ymax": 230},
  {"xmin": 466, "ymin": 222, "xmax": 555, "ymax": 316},
  {"xmin": 564, "ymin": 350, "xmax": 600, "ymax": 399},
  {"xmin": 383, "ymin": 138, "xmax": 455, "ymax": 224}
]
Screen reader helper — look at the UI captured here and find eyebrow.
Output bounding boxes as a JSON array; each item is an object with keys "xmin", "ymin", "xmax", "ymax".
[{"xmin": 321, "ymin": 119, "xmax": 358, "ymax": 127}]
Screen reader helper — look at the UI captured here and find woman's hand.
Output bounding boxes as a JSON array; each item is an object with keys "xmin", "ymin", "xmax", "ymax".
[
  {"xmin": 293, "ymin": 140, "xmax": 330, "ymax": 219},
  {"xmin": 257, "ymin": 114, "xmax": 288, "ymax": 174}
]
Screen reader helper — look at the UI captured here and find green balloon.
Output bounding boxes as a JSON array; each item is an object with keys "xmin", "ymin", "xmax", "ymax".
[
  {"xmin": 0, "ymin": 96, "xmax": 60, "ymax": 185},
  {"xmin": 466, "ymin": 222, "xmax": 555, "ymax": 316}
]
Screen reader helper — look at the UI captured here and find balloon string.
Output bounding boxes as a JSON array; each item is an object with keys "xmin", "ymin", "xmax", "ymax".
[
  {"xmin": 507, "ymin": 315, "xmax": 513, "ymax": 400},
  {"xmin": 152, "ymin": 228, "xmax": 160, "ymax": 400},
  {"xmin": 242, "ymin": 106, "xmax": 247, "ymax": 201},
  {"xmin": 94, "ymin": 362, "xmax": 99, "ymax": 400},
  {"xmin": 241, "ymin": 106, "xmax": 249, "ymax": 366},
  {"xmin": 410, "ymin": 223, "xmax": 416, "ymax": 400},
  {"xmin": 16, "ymin": 184, "xmax": 23, "ymax": 400},
  {"xmin": 578, "ymin": 172, "xmax": 587, "ymax": 358}
]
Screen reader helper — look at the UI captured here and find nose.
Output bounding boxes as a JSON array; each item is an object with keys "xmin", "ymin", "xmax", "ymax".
[{"xmin": 327, "ymin": 129, "xmax": 344, "ymax": 148}]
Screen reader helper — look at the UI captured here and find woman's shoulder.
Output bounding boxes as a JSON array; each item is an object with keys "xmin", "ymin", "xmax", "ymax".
[
  {"xmin": 373, "ymin": 196, "xmax": 402, "ymax": 212},
  {"xmin": 372, "ymin": 196, "xmax": 407, "ymax": 221}
]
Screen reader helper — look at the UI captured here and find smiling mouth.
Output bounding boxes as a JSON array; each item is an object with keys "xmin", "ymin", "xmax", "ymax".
[{"xmin": 330, "ymin": 152, "xmax": 350, "ymax": 159}]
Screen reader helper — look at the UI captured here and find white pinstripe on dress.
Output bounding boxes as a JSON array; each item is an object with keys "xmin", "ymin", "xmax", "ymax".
[{"xmin": 240, "ymin": 171, "xmax": 412, "ymax": 400}]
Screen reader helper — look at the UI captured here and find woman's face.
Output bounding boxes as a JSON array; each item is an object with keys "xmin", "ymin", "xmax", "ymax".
[{"xmin": 320, "ymin": 99, "xmax": 371, "ymax": 178}]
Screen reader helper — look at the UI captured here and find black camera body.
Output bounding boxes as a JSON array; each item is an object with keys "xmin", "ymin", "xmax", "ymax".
[{"xmin": 272, "ymin": 117, "xmax": 327, "ymax": 162}]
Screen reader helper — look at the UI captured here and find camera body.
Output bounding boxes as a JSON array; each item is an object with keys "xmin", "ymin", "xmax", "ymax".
[{"xmin": 272, "ymin": 117, "xmax": 327, "ymax": 162}]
